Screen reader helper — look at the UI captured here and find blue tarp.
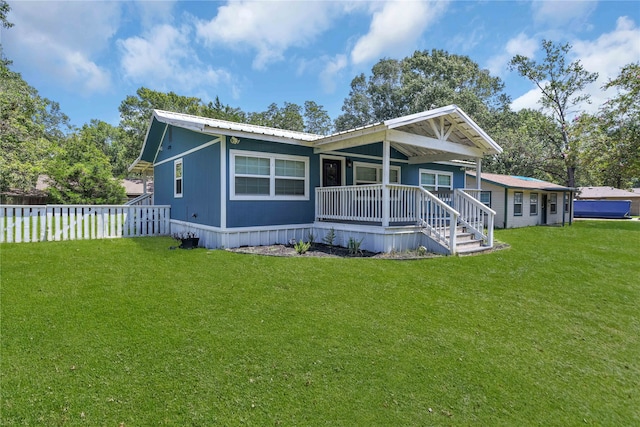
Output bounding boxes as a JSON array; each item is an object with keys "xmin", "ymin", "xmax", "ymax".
[{"xmin": 574, "ymin": 200, "xmax": 631, "ymax": 219}]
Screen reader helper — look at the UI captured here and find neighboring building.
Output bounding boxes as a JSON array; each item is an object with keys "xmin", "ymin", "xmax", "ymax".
[
  {"xmin": 1, "ymin": 176, "xmax": 150, "ymax": 205},
  {"xmin": 466, "ymin": 172, "xmax": 574, "ymax": 229},
  {"xmin": 0, "ymin": 175, "xmax": 49, "ymax": 205},
  {"xmin": 576, "ymin": 187, "xmax": 640, "ymax": 216},
  {"xmin": 130, "ymin": 105, "xmax": 503, "ymax": 255},
  {"xmin": 121, "ymin": 178, "xmax": 154, "ymax": 201}
]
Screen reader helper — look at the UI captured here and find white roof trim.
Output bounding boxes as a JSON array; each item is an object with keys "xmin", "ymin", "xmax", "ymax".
[{"xmin": 153, "ymin": 110, "xmax": 321, "ymax": 143}]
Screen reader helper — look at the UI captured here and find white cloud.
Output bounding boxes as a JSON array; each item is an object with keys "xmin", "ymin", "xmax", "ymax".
[
  {"xmin": 320, "ymin": 54, "xmax": 348, "ymax": 93},
  {"xmin": 532, "ymin": 0, "xmax": 597, "ymax": 29},
  {"xmin": 511, "ymin": 16, "xmax": 640, "ymax": 115},
  {"xmin": 572, "ymin": 16, "xmax": 640, "ymax": 112},
  {"xmin": 118, "ymin": 24, "xmax": 233, "ymax": 95},
  {"xmin": 4, "ymin": 1, "xmax": 120, "ymax": 93},
  {"xmin": 486, "ymin": 33, "xmax": 538, "ymax": 77},
  {"xmin": 511, "ymin": 86, "xmax": 544, "ymax": 112},
  {"xmin": 195, "ymin": 1, "xmax": 340, "ymax": 70},
  {"xmin": 350, "ymin": 0, "xmax": 449, "ymax": 65}
]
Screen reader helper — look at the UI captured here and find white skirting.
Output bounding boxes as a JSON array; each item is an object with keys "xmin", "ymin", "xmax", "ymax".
[{"xmin": 170, "ymin": 219, "xmax": 449, "ymax": 254}]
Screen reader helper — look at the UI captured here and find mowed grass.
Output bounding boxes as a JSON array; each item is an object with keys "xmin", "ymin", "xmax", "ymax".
[{"xmin": 1, "ymin": 221, "xmax": 638, "ymax": 426}]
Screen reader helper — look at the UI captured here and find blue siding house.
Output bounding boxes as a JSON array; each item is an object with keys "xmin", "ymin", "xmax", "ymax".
[{"xmin": 130, "ymin": 105, "xmax": 502, "ymax": 254}]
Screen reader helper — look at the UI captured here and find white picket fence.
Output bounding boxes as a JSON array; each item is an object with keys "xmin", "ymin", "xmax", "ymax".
[{"xmin": 0, "ymin": 205, "xmax": 171, "ymax": 243}]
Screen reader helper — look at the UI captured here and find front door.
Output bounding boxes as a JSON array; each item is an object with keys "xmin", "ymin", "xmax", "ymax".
[
  {"xmin": 541, "ymin": 194, "xmax": 548, "ymax": 224},
  {"xmin": 322, "ymin": 158, "xmax": 342, "ymax": 187}
]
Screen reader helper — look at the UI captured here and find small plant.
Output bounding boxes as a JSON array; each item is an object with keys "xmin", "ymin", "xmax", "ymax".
[
  {"xmin": 417, "ymin": 245, "xmax": 428, "ymax": 256},
  {"xmin": 322, "ymin": 228, "xmax": 336, "ymax": 247},
  {"xmin": 294, "ymin": 239, "xmax": 311, "ymax": 254},
  {"xmin": 307, "ymin": 232, "xmax": 316, "ymax": 247},
  {"xmin": 347, "ymin": 237, "xmax": 364, "ymax": 256}
]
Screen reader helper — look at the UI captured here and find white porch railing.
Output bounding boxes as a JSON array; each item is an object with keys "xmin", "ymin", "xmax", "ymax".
[
  {"xmin": 453, "ymin": 189, "xmax": 495, "ymax": 247},
  {"xmin": 0, "ymin": 205, "xmax": 171, "ymax": 243},
  {"xmin": 316, "ymin": 184, "xmax": 460, "ymax": 253}
]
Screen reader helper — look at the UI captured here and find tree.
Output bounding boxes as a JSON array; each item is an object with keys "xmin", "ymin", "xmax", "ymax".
[
  {"xmin": 334, "ymin": 73, "xmax": 373, "ymax": 131},
  {"xmin": 1, "ymin": 0, "xmax": 13, "ymax": 29},
  {"xmin": 45, "ymin": 132, "xmax": 126, "ymax": 204},
  {"xmin": 334, "ymin": 50, "xmax": 509, "ymax": 131},
  {"xmin": 577, "ymin": 63, "xmax": 640, "ymax": 188},
  {"xmin": 78, "ymin": 120, "xmax": 133, "ymax": 178},
  {"xmin": 0, "ymin": 58, "xmax": 70, "ymax": 194},
  {"xmin": 485, "ymin": 109, "xmax": 566, "ymax": 182},
  {"xmin": 303, "ymin": 101, "xmax": 332, "ymax": 135},
  {"xmin": 247, "ymin": 102, "xmax": 304, "ymax": 131},
  {"xmin": 509, "ymin": 40, "xmax": 598, "ymax": 187}
]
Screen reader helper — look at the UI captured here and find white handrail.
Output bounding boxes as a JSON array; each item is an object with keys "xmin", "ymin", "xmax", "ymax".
[
  {"xmin": 416, "ymin": 187, "xmax": 459, "ymax": 253},
  {"xmin": 454, "ymin": 189, "xmax": 496, "ymax": 247}
]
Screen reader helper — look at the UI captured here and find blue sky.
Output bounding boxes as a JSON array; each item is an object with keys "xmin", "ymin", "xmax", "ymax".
[{"xmin": 2, "ymin": 0, "xmax": 639, "ymax": 129}]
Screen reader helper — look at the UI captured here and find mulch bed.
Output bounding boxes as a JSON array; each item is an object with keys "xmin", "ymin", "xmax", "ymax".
[
  {"xmin": 225, "ymin": 241, "xmax": 510, "ymax": 259},
  {"xmin": 226, "ymin": 243, "xmax": 440, "ymax": 259}
]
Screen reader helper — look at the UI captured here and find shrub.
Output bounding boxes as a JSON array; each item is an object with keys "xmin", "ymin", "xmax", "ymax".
[
  {"xmin": 294, "ymin": 239, "xmax": 311, "ymax": 254},
  {"xmin": 347, "ymin": 237, "xmax": 364, "ymax": 256}
]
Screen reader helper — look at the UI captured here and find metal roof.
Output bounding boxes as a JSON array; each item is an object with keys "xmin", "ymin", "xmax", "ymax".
[{"xmin": 468, "ymin": 172, "xmax": 573, "ymax": 191}]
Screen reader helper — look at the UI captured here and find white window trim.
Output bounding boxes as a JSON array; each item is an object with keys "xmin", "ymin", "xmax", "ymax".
[
  {"xmin": 174, "ymin": 158, "xmax": 183, "ymax": 198},
  {"xmin": 230, "ymin": 149, "xmax": 309, "ymax": 201},
  {"xmin": 550, "ymin": 193, "xmax": 558, "ymax": 214},
  {"xmin": 353, "ymin": 162, "xmax": 401, "ymax": 185},
  {"xmin": 419, "ymin": 168, "xmax": 453, "ymax": 191},
  {"xmin": 530, "ymin": 192, "xmax": 539, "ymax": 216},
  {"xmin": 514, "ymin": 191, "xmax": 523, "ymax": 216}
]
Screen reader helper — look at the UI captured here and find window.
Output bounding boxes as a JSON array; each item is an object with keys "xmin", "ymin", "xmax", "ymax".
[
  {"xmin": 514, "ymin": 191, "xmax": 523, "ymax": 216},
  {"xmin": 354, "ymin": 163, "xmax": 400, "ymax": 185},
  {"xmin": 174, "ymin": 159, "xmax": 183, "ymax": 198},
  {"xmin": 419, "ymin": 169, "xmax": 453, "ymax": 192},
  {"xmin": 530, "ymin": 193, "xmax": 538, "ymax": 215},
  {"xmin": 480, "ymin": 191, "xmax": 492, "ymax": 208},
  {"xmin": 230, "ymin": 150, "xmax": 308, "ymax": 200},
  {"xmin": 550, "ymin": 193, "xmax": 558, "ymax": 214}
]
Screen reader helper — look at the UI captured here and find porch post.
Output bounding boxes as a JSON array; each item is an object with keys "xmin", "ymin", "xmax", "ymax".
[
  {"xmin": 475, "ymin": 158, "xmax": 482, "ymax": 190},
  {"xmin": 382, "ymin": 139, "xmax": 390, "ymax": 227}
]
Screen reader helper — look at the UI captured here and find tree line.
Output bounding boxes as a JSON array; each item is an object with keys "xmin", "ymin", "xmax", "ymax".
[{"xmin": 1, "ymin": 2, "xmax": 638, "ymax": 204}]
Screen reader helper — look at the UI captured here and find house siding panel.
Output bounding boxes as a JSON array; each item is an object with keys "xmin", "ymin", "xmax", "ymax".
[
  {"xmin": 153, "ymin": 126, "xmax": 222, "ymax": 227},
  {"xmin": 225, "ymin": 137, "xmax": 319, "ymax": 228}
]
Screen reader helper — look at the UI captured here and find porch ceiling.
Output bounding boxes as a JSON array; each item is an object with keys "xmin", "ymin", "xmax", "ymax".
[{"xmin": 313, "ymin": 105, "xmax": 502, "ymax": 162}]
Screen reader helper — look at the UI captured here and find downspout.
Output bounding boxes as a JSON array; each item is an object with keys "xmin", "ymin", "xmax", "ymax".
[
  {"xmin": 569, "ymin": 191, "xmax": 573, "ymax": 225},
  {"xmin": 504, "ymin": 188, "xmax": 509, "ymax": 229},
  {"xmin": 562, "ymin": 191, "xmax": 566, "ymax": 226}
]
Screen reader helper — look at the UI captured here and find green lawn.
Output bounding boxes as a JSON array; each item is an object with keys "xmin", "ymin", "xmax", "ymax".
[{"xmin": 1, "ymin": 221, "xmax": 639, "ymax": 426}]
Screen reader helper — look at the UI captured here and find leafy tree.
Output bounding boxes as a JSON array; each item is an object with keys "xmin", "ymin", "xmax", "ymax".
[
  {"xmin": 303, "ymin": 101, "xmax": 332, "ymax": 135},
  {"xmin": 1, "ymin": 58, "xmax": 70, "ymax": 194},
  {"xmin": 401, "ymin": 50, "xmax": 509, "ymax": 126},
  {"xmin": 78, "ymin": 120, "xmax": 133, "ymax": 178},
  {"xmin": 247, "ymin": 102, "xmax": 304, "ymax": 131},
  {"xmin": 1, "ymin": 0, "xmax": 12, "ymax": 29},
  {"xmin": 45, "ymin": 132, "xmax": 126, "ymax": 204},
  {"xmin": 509, "ymin": 40, "xmax": 598, "ymax": 187},
  {"xmin": 485, "ymin": 109, "xmax": 566, "ymax": 182},
  {"xmin": 334, "ymin": 50, "xmax": 509, "ymax": 131},
  {"xmin": 577, "ymin": 63, "xmax": 640, "ymax": 188},
  {"xmin": 334, "ymin": 73, "xmax": 373, "ymax": 131}
]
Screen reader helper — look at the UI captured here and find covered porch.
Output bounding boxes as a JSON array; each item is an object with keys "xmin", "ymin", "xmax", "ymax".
[{"xmin": 311, "ymin": 105, "xmax": 502, "ymax": 255}]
